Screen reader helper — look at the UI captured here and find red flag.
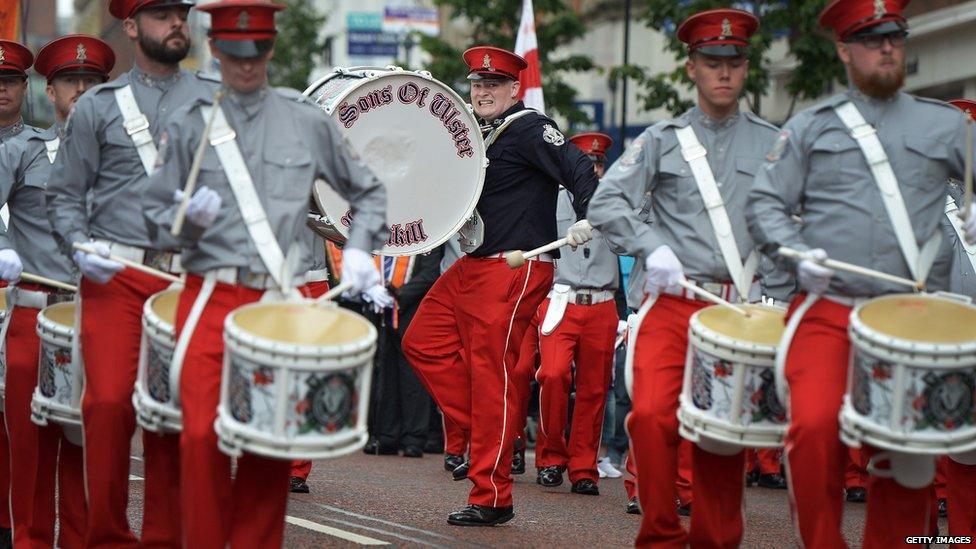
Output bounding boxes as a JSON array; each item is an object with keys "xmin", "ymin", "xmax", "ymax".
[
  {"xmin": 514, "ymin": 0, "xmax": 545, "ymax": 113},
  {"xmin": 0, "ymin": 0, "xmax": 20, "ymax": 41}
]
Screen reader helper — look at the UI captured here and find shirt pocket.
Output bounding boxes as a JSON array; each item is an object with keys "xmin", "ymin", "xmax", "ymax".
[
  {"xmin": 902, "ymin": 134, "xmax": 949, "ymax": 188},
  {"xmin": 809, "ymin": 129, "xmax": 862, "ymax": 190},
  {"xmin": 265, "ymin": 150, "xmax": 314, "ymax": 200},
  {"xmin": 659, "ymin": 155, "xmax": 702, "ymax": 215}
]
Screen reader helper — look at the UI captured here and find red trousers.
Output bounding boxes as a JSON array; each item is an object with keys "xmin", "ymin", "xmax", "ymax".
[
  {"xmin": 80, "ymin": 270, "xmax": 180, "ymax": 548},
  {"xmin": 512, "ymin": 313, "xmax": 539, "ymax": 458},
  {"xmin": 403, "ymin": 255, "xmax": 552, "ymax": 507},
  {"xmin": 623, "ymin": 442, "xmax": 693, "ymax": 506},
  {"xmin": 846, "ymin": 447, "xmax": 868, "ymax": 489},
  {"xmin": 747, "ymin": 449, "xmax": 782, "ymax": 475},
  {"xmin": 443, "ymin": 416, "xmax": 469, "ymax": 456},
  {"xmin": 175, "ymin": 275, "xmax": 293, "ymax": 549},
  {"xmin": 628, "ymin": 295, "xmax": 744, "ymax": 548},
  {"xmin": 783, "ymin": 295, "xmax": 935, "ymax": 549},
  {"xmin": 945, "ymin": 458, "xmax": 976, "ymax": 541},
  {"xmin": 535, "ymin": 298, "xmax": 617, "ymax": 483},
  {"xmin": 291, "ymin": 461, "xmax": 312, "ymax": 480},
  {"xmin": 6, "ymin": 301, "xmax": 86, "ymax": 547},
  {"xmin": 0, "ymin": 412, "xmax": 8, "ymax": 530}
]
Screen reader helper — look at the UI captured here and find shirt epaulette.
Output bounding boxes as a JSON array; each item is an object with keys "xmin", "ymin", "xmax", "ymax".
[
  {"xmin": 274, "ymin": 87, "xmax": 319, "ymax": 108},
  {"xmin": 744, "ymin": 110, "xmax": 779, "ymax": 132},
  {"xmin": 195, "ymin": 70, "xmax": 222, "ymax": 83},
  {"xmin": 809, "ymin": 93, "xmax": 850, "ymax": 114}
]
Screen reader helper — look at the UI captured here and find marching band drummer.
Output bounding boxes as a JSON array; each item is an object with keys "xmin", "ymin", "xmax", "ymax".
[
  {"xmin": 44, "ymin": 0, "xmax": 219, "ymax": 545},
  {"xmin": 0, "ymin": 35, "xmax": 114, "ymax": 548},
  {"xmin": 586, "ymin": 8, "xmax": 780, "ymax": 546},
  {"xmin": 745, "ymin": 0, "xmax": 976, "ymax": 545},
  {"xmin": 402, "ymin": 45, "xmax": 598, "ymax": 526},
  {"xmin": 141, "ymin": 0, "xmax": 387, "ymax": 545}
]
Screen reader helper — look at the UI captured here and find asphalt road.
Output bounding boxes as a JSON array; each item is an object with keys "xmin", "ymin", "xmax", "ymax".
[{"xmin": 122, "ymin": 442, "xmax": 950, "ymax": 547}]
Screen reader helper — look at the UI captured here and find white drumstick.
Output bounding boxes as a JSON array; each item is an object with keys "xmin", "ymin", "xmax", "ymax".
[
  {"xmin": 676, "ymin": 278, "xmax": 751, "ymax": 317},
  {"xmin": 505, "ymin": 238, "xmax": 568, "ymax": 269},
  {"xmin": 72, "ymin": 242, "xmax": 182, "ymax": 284},
  {"xmin": 20, "ymin": 272, "xmax": 78, "ymax": 293},
  {"xmin": 315, "ymin": 280, "xmax": 352, "ymax": 304},
  {"xmin": 171, "ymin": 90, "xmax": 225, "ymax": 236},
  {"xmin": 778, "ymin": 246, "xmax": 923, "ymax": 290}
]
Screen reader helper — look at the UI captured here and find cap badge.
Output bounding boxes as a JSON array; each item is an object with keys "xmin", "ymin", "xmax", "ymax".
[
  {"xmin": 0, "ymin": 47, "xmax": 5, "ymax": 64},
  {"xmin": 237, "ymin": 10, "xmax": 250, "ymax": 30},
  {"xmin": 591, "ymin": 138, "xmax": 600, "ymax": 151},
  {"xmin": 874, "ymin": 0, "xmax": 886, "ymax": 17},
  {"xmin": 482, "ymin": 53, "xmax": 492, "ymax": 69},
  {"xmin": 76, "ymin": 43, "xmax": 87, "ymax": 62},
  {"xmin": 720, "ymin": 18, "xmax": 732, "ymax": 39}
]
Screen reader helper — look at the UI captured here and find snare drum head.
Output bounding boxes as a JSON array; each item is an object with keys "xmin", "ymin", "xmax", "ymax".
[
  {"xmin": 232, "ymin": 303, "xmax": 372, "ymax": 346},
  {"xmin": 305, "ymin": 68, "xmax": 486, "ymax": 256},
  {"xmin": 0, "ymin": 287, "xmax": 6, "ymax": 310},
  {"xmin": 40, "ymin": 302, "xmax": 75, "ymax": 329},
  {"xmin": 150, "ymin": 289, "xmax": 181, "ymax": 326},
  {"xmin": 697, "ymin": 304, "xmax": 785, "ymax": 346},
  {"xmin": 858, "ymin": 295, "xmax": 976, "ymax": 343}
]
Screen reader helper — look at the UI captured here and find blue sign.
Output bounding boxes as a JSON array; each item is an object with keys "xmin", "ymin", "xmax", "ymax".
[{"xmin": 347, "ymin": 31, "xmax": 399, "ymax": 57}]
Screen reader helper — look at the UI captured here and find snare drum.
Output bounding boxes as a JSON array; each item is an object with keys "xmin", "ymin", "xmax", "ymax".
[
  {"xmin": 304, "ymin": 67, "xmax": 486, "ymax": 256},
  {"xmin": 840, "ymin": 294, "xmax": 976, "ymax": 469},
  {"xmin": 31, "ymin": 302, "xmax": 83, "ymax": 433},
  {"xmin": 134, "ymin": 288, "xmax": 181, "ymax": 433},
  {"xmin": 678, "ymin": 304, "xmax": 787, "ymax": 455},
  {"xmin": 215, "ymin": 301, "xmax": 377, "ymax": 460}
]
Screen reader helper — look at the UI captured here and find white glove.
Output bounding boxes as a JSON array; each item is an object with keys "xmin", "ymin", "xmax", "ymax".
[
  {"xmin": 644, "ymin": 245, "xmax": 684, "ymax": 297},
  {"xmin": 796, "ymin": 248, "xmax": 835, "ymax": 295},
  {"xmin": 362, "ymin": 284, "xmax": 394, "ymax": 314},
  {"xmin": 616, "ymin": 320, "xmax": 628, "ymax": 336},
  {"xmin": 0, "ymin": 248, "xmax": 23, "ymax": 282},
  {"xmin": 73, "ymin": 242, "xmax": 124, "ymax": 284},
  {"xmin": 174, "ymin": 186, "xmax": 222, "ymax": 229},
  {"xmin": 964, "ymin": 204, "xmax": 976, "ymax": 245},
  {"xmin": 566, "ymin": 220, "xmax": 594, "ymax": 248},
  {"xmin": 341, "ymin": 247, "xmax": 380, "ymax": 295}
]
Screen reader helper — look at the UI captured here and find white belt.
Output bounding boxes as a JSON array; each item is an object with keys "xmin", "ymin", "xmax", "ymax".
[
  {"xmin": 664, "ymin": 279, "xmax": 761, "ymax": 303},
  {"xmin": 205, "ymin": 267, "xmax": 307, "ymax": 291},
  {"xmin": 546, "ymin": 287, "xmax": 614, "ymax": 306},
  {"xmin": 304, "ymin": 268, "xmax": 330, "ymax": 284},
  {"xmin": 487, "ymin": 252, "xmax": 554, "ymax": 263},
  {"xmin": 822, "ymin": 294, "xmax": 872, "ymax": 308},
  {"xmin": 94, "ymin": 240, "xmax": 183, "ymax": 273},
  {"xmin": 8, "ymin": 287, "xmax": 75, "ymax": 310}
]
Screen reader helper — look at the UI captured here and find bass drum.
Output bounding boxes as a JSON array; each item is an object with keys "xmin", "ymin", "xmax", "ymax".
[{"xmin": 304, "ymin": 66, "xmax": 486, "ymax": 256}]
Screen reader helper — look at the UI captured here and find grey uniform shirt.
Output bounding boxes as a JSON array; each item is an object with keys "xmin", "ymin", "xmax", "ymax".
[
  {"xmin": 0, "ymin": 121, "xmax": 26, "ymax": 144},
  {"xmin": 142, "ymin": 86, "xmax": 387, "ymax": 275},
  {"xmin": 944, "ymin": 184, "xmax": 976, "ymax": 298},
  {"xmin": 746, "ymin": 90, "xmax": 971, "ymax": 296},
  {"xmin": 554, "ymin": 188, "xmax": 618, "ymax": 290},
  {"xmin": 45, "ymin": 67, "xmax": 220, "ymax": 251},
  {"xmin": 0, "ymin": 124, "xmax": 76, "ymax": 284},
  {"xmin": 589, "ymin": 106, "xmax": 779, "ymax": 284}
]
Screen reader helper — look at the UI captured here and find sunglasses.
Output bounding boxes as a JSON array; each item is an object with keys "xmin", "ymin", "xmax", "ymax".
[{"xmin": 845, "ymin": 31, "xmax": 908, "ymax": 49}]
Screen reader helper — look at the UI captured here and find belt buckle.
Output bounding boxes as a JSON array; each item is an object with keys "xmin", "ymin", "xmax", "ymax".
[
  {"xmin": 576, "ymin": 293, "xmax": 592, "ymax": 306},
  {"xmin": 144, "ymin": 250, "xmax": 172, "ymax": 272}
]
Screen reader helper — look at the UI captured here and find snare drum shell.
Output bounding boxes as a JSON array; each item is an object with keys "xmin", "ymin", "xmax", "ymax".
[
  {"xmin": 33, "ymin": 302, "xmax": 82, "ymax": 427},
  {"xmin": 134, "ymin": 289, "xmax": 181, "ymax": 433}
]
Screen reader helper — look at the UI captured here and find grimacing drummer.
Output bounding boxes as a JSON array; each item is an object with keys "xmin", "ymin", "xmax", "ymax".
[{"xmin": 141, "ymin": 0, "xmax": 387, "ymax": 546}]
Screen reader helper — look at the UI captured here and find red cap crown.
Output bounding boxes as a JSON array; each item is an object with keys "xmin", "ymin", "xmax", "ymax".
[
  {"xmin": 109, "ymin": 0, "xmax": 195, "ymax": 20},
  {"xmin": 35, "ymin": 35, "xmax": 115, "ymax": 81},
  {"xmin": 463, "ymin": 46, "xmax": 527, "ymax": 81},
  {"xmin": 0, "ymin": 40, "xmax": 34, "ymax": 76},
  {"xmin": 570, "ymin": 132, "xmax": 613, "ymax": 159},
  {"xmin": 197, "ymin": 0, "xmax": 284, "ymax": 41},
  {"xmin": 819, "ymin": 0, "xmax": 910, "ymax": 40},
  {"xmin": 676, "ymin": 9, "xmax": 759, "ymax": 52},
  {"xmin": 948, "ymin": 99, "xmax": 976, "ymax": 122}
]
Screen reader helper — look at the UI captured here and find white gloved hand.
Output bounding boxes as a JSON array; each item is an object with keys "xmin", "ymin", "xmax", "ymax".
[
  {"xmin": 964, "ymin": 204, "xmax": 976, "ymax": 245},
  {"xmin": 796, "ymin": 248, "xmax": 835, "ymax": 295},
  {"xmin": 566, "ymin": 220, "xmax": 594, "ymax": 248},
  {"xmin": 363, "ymin": 284, "xmax": 394, "ymax": 313},
  {"xmin": 341, "ymin": 247, "xmax": 380, "ymax": 295},
  {"xmin": 616, "ymin": 319, "xmax": 628, "ymax": 336},
  {"xmin": 174, "ymin": 186, "xmax": 222, "ymax": 229},
  {"xmin": 73, "ymin": 241, "xmax": 124, "ymax": 284},
  {"xmin": 644, "ymin": 245, "xmax": 684, "ymax": 297},
  {"xmin": 0, "ymin": 248, "xmax": 23, "ymax": 282}
]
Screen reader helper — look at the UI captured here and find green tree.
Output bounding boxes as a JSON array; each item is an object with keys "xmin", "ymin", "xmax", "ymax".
[
  {"xmin": 269, "ymin": 0, "xmax": 328, "ymax": 90},
  {"xmin": 418, "ymin": 0, "xmax": 597, "ymax": 126},
  {"xmin": 612, "ymin": 0, "xmax": 845, "ymax": 119}
]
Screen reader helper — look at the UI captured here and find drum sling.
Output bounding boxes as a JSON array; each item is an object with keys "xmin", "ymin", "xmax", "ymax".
[
  {"xmin": 945, "ymin": 194, "xmax": 976, "ymax": 274},
  {"xmin": 114, "ymin": 85, "xmax": 158, "ymax": 176}
]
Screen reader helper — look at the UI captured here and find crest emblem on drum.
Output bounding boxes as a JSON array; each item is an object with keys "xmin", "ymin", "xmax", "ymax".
[
  {"xmin": 76, "ymin": 43, "xmax": 87, "ymax": 62},
  {"xmin": 482, "ymin": 53, "xmax": 492, "ymax": 69},
  {"xmin": 542, "ymin": 124, "xmax": 565, "ymax": 146},
  {"xmin": 720, "ymin": 18, "xmax": 732, "ymax": 39},
  {"xmin": 304, "ymin": 373, "xmax": 356, "ymax": 433},
  {"xmin": 921, "ymin": 372, "xmax": 975, "ymax": 430},
  {"xmin": 691, "ymin": 353, "xmax": 713, "ymax": 411}
]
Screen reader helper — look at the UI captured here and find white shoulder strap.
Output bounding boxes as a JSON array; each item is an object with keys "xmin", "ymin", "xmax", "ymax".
[
  {"xmin": 45, "ymin": 137, "xmax": 60, "ymax": 164},
  {"xmin": 833, "ymin": 101, "xmax": 926, "ymax": 280},
  {"xmin": 113, "ymin": 85, "xmax": 158, "ymax": 176},
  {"xmin": 673, "ymin": 124, "xmax": 758, "ymax": 299},
  {"xmin": 945, "ymin": 194, "xmax": 976, "ymax": 273},
  {"xmin": 484, "ymin": 108, "xmax": 538, "ymax": 149},
  {"xmin": 204, "ymin": 105, "xmax": 287, "ymax": 289}
]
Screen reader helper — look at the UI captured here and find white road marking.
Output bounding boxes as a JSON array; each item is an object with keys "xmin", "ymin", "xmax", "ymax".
[
  {"xmin": 313, "ymin": 504, "xmax": 459, "ymax": 541},
  {"xmin": 285, "ymin": 516, "xmax": 389, "ymax": 545}
]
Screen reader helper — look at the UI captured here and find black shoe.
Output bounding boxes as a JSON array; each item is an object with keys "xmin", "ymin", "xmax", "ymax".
[
  {"xmin": 444, "ymin": 453, "xmax": 465, "ymax": 472},
  {"xmin": 757, "ymin": 473, "xmax": 788, "ymax": 489},
  {"xmin": 571, "ymin": 478, "xmax": 599, "ymax": 495},
  {"xmin": 363, "ymin": 438, "xmax": 398, "ymax": 456},
  {"xmin": 511, "ymin": 439, "xmax": 526, "ymax": 475},
  {"xmin": 536, "ymin": 466, "xmax": 564, "ymax": 487},
  {"xmin": 0, "ymin": 527, "xmax": 10, "ymax": 549},
  {"xmin": 626, "ymin": 496, "xmax": 641, "ymax": 515},
  {"xmin": 447, "ymin": 504, "xmax": 514, "ymax": 526},
  {"xmin": 746, "ymin": 468, "xmax": 760, "ymax": 487},
  {"xmin": 845, "ymin": 486, "xmax": 867, "ymax": 503},
  {"xmin": 424, "ymin": 439, "xmax": 445, "ymax": 454},
  {"xmin": 676, "ymin": 500, "xmax": 691, "ymax": 517},
  {"xmin": 938, "ymin": 497, "xmax": 948, "ymax": 518},
  {"xmin": 452, "ymin": 460, "xmax": 470, "ymax": 481},
  {"xmin": 289, "ymin": 476, "xmax": 310, "ymax": 494},
  {"xmin": 402, "ymin": 445, "xmax": 423, "ymax": 458}
]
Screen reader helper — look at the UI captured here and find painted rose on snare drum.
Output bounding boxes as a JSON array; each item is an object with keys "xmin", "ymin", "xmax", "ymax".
[
  {"xmin": 38, "ymin": 343, "xmax": 74, "ymax": 403},
  {"xmin": 689, "ymin": 350, "xmax": 787, "ymax": 426}
]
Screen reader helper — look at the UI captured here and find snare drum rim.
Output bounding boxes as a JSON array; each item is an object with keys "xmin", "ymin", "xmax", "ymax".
[
  {"xmin": 143, "ymin": 290, "xmax": 178, "ymax": 346},
  {"xmin": 35, "ymin": 303, "xmax": 75, "ymax": 344},
  {"xmin": 850, "ymin": 294, "xmax": 976, "ymax": 357},
  {"xmin": 688, "ymin": 305, "xmax": 783, "ymax": 360}
]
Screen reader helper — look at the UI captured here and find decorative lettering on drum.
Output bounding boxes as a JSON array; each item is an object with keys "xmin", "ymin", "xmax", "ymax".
[
  {"xmin": 396, "ymin": 81, "xmax": 429, "ymax": 108},
  {"xmin": 428, "ymin": 93, "xmax": 474, "ymax": 158},
  {"xmin": 340, "ymin": 209, "xmax": 429, "ymax": 248},
  {"xmin": 337, "ymin": 84, "xmax": 395, "ymax": 129}
]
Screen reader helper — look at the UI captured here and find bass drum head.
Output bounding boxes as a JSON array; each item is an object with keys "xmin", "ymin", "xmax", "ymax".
[{"xmin": 305, "ymin": 67, "xmax": 486, "ymax": 256}]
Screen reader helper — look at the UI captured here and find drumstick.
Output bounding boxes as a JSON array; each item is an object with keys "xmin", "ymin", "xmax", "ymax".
[
  {"xmin": 20, "ymin": 272, "xmax": 78, "ymax": 293},
  {"xmin": 778, "ymin": 246, "xmax": 923, "ymax": 290},
  {"xmin": 505, "ymin": 238, "xmax": 568, "ymax": 269},
  {"xmin": 171, "ymin": 90, "xmax": 225, "ymax": 236},
  {"xmin": 315, "ymin": 280, "xmax": 353, "ymax": 304},
  {"xmin": 961, "ymin": 118, "xmax": 974, "ymax": 222},
  {"xmin": 677, "ymin": 278, "xmax": 751, "ymax": 317},
  {"xmin": 72, "ymin": 242, "xmax": 181, "ymax": 284}
]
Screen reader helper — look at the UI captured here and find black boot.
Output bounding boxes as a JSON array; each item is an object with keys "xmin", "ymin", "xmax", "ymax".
[
  {"xmin": 571, "ymin": 478, "xmax": 599, "ymax": 495},
  {"xmin": 845, "ymin": 486, "xmax": 867, "ymax": 503},
  {"xmin": 289, "ymin": 476, "xmax": 310, "ymax": 494},
  {"xmin": 511, "ymin": 438, "xmax": 526, "ymax": 475},
  {"xmin": 536, "ymin": 466, "xmax": 564, "ymax": 487},
  {"xmin": 444, "ymin": 453, "xmax": 465, "ymax": 472},
  {"xmin": 626, "ymin": 496, "xmax": 641, "ymax": 515},
  {"xmin": 452, "ymin": 460, "xmax": 470, "ymax": 481},
  {"xmin": 447, "ymin": 504, "xmax": 514, "ymax": 526},
  {"xmin": 757, "ymin": 473, "xmax": 788, "ymax": 489}
]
